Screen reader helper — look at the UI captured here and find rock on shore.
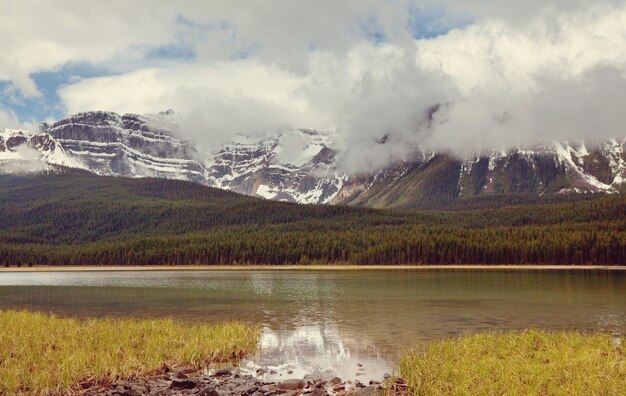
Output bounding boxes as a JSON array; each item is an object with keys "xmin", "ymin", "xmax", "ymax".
[{"xmin": 82, "ymin": 366, "xmax": 386, "ymax": 396}]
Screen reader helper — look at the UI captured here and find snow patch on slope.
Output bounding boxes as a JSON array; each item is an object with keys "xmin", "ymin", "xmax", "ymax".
[
  {"xmin": 272, "ymin": 130, "xmax": 327, "ymax": 167},
  {"xmin": 206, "ymin": 129, "xmax": 344, "ymax": 204},
  {"xmin": 0, "ymin": 128, "xmax": 87, "ymax": 173},
  {"xmin": 602, "ymin": 138, "xmax": 626, "ymax": 186},
  {"xmin": 554, "ymin": 142, "xmax": 615, "ymax": 193}
]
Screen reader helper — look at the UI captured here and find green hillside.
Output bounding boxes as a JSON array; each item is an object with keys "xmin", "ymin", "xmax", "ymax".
[
  {"xmin": 0, "ymin": 174, "xmax": 625, "ymax": 266},
  {"xmin": 343, "ymin": 155, "xmax": 462, "ymax": 209}
]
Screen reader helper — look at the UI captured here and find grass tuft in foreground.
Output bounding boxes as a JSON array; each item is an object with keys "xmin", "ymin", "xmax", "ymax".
[
  {"xmin": 0, "ymin": 310, "xmax": 261, "ymax": 395},
  {"xmin": 397, "ymin": 330, "xmax": 626, "ymax": 396}
]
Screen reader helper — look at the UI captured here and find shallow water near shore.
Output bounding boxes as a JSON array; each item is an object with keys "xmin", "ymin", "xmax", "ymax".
[{"xmin": 1, "ymin": 269, "xmax": 625, "ymax": 382}]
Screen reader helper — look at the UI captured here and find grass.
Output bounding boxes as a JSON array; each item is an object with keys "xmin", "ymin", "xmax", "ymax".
[
  {"xmin": 396, "ymin": 330, "xmax": 626, "ymax": 395},
  {"xmin": 0, "ymin": 310, "xmax": 261, "ymax": 395}
]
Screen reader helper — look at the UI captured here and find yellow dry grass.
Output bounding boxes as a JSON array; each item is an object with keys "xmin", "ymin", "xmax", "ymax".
[
  {"xmin": 0, "ymin": 310, "xmax": 261, "ymax": 395},
  {"xmin": 396, "ymin": 330, "xmax": 626, "ymax": 395}
]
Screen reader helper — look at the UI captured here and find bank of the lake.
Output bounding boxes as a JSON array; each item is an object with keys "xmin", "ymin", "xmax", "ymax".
[
  {"xmin": 2, "ymin": 264, "xmax": 626, "ymax": 272},
  {"xmin": 4, "ymin": 175, "xmax": 626, "ymax": 267},
  {"xmin": 2, "ymin": 311, "xmax": 625, "ymax": 395},
  {"xmin": 396, "ymin": 330, "xmax": 626, "ymax": 395},
  {"xmin": 2, "ymin": 269, "xmax": 626, "ymax": 383},
  {"xmin": 0, "ymin": 311, "xmax": 260, "ymax": 395}
]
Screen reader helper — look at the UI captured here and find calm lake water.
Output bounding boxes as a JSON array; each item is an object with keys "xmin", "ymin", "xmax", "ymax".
[{"xmin": 1, "ymin": 270, "xmax": 625, "ymax": 381}]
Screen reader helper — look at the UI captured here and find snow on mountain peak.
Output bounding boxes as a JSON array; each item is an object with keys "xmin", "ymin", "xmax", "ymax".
[
  {"xmin": 272, "ymin": 129, "xmax": 328, "ymax": 167},
  {"xmin": 2, "ymin": 111, "xmax": 626, "ymax": 206}
]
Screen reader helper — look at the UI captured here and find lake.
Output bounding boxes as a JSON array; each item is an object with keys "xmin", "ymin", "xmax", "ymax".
[{"xmin": 0, "ymin": 269, "xmax": 625, "ymax": 382}]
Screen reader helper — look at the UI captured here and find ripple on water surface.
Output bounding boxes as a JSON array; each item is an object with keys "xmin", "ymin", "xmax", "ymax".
[{"xmin": 1, "ymin": 269, "xmax": 625, "ymax": 381}]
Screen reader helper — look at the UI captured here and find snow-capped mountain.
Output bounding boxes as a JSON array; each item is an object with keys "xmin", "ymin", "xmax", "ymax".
[
  {"xmin": 1, "ymin": 110, "xmax": 625, "ymax": 208},
  {"xmin": 39, "ymin": 110, "xmax": 208, "ymax": 185},
  {"xmin": 336, "ymin": 141, "xmax": 626, "ymax": 209},
  {"xmin": 0, "ymin": 128, "xmax": 84, "ymax": 173},
  {"xmin": 0, "ymin": 111, "xmax": 345, "ymax": 205},
  {"xmin": 206, "ymin": 129, "xmax": 345, "ymax": 204}
]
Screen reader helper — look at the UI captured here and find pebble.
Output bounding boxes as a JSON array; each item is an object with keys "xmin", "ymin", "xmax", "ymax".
[
  {"xmin": 169, "ymin": 379, "xmax": 197, "ymax": 390},
  {"xmin": 198, "ymin": 387, "xmax": 220, "ymax": 396},
  {"xmin": 84, "ymin": 366, "xmax": 391, "ymax": 396},
  {"xmin": 278, "ymin": 379, "xmax": 306, "ymax": 390},
  {"xmin": 311, "ymin": 388, "xmax": 328, "ymax": 396},
  {"xmin": 233, "ymin": 384, "xmax": 252, "ymax": 393},
  {"xmin": 354, "ymin": 386, "xmax": 381, "ymax": 396},
  {"xmin": 214, "ymin": 368, "xmax": 234, "ymax": 377}
]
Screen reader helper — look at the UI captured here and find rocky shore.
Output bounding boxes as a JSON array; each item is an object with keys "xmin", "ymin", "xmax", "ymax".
[{"xmin": 81, "ymin": 366, "xmax": 401, "ymax": 396}]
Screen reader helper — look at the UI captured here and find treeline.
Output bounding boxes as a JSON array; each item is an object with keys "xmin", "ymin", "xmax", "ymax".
[{"xmin": 0, "ymin": 175, "xmax": 625, "ymax": 266}]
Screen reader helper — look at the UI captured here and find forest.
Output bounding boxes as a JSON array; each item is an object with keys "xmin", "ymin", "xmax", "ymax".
[{"xmin": 0, "ymin": 174, "xmax": 625, "ymax": 266}]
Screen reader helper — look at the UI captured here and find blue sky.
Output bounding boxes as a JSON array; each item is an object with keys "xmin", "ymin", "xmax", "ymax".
[
  {"xmin": 4, "ymin": 64, "xmax": 107, "ymax": 122},
  {"xmin": 1, "ymin": 43, "xmax": 199, "ymax": 124},
  {"xmin": 0, "ymin": 2, "xmax": 463, "ymax": 125},
  {"xmin": 1, "ymin": 0, "xmax": 625, "ymax": 168}
]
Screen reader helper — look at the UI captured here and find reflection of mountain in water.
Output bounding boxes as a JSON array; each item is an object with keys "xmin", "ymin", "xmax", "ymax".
[
  {"xmin": 242, "ymin": 272, "xmax": 395, "ymax": 380},
  {"xmin": 248, "ymin": 322, "xmax": 393, "ymax": 382},
  {"xmin": 2, "ymin": 270, "xmax": 626, "ymax": 382}
]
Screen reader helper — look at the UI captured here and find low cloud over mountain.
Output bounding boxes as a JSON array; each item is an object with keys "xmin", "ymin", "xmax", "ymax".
[{"xmin": 1, "ymin": 1, "xmax": 626, "ymax": 173}]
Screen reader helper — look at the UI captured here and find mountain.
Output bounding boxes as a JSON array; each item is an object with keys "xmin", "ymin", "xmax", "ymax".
[
  {"xmin": 1, "ymin": 174, "xmax": 624, "ymax": 266},
  {"xmin": 40, "ymin": 110, "xmax": 208, "ymax": 184},
  {"xmin": 335, "ymin": 141, "xmax": 626, "ymax": 209},
  {"xmin": 205, "ymin": 129, "xmax": 345, "ymax": 204},
  {"xmin": 1, "ymin": 110, "xmax": 625, "ymax": 209},
  {"xmin": 1, "ymin": 111, "xmax": 344, "ymax": 205}
]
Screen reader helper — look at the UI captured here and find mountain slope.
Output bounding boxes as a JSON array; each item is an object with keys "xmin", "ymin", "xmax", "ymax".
[
  {"xmin": 0, "ymin": 174, "xmax": 625, "ymax": 266},
  {"xmin": 336, "ymin": 155, "xmax": 461, "ymax": 209},
  {"xmin": 1, "ymin": 110, "xmax": 625, "ymax": 208},
  {"xmin": 1, "ymin": 111, "xmax": 344, "ymax": 204},
  {"xmin": 205, "ymin": 129, "xmax": 345, "ymax": 204},
  {"xmin": 334, "ymin": 141, "xmax": 626, "ymax": 209},
  {"xmin": 41, "ymin": 110, "xmax": 208, "ymax": 184}
]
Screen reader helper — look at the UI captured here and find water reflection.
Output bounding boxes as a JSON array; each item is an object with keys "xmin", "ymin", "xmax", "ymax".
[
  {"xmin": 0, "ymin": 270, "xmax": 625, "ymax": 381},
  {"xmin": 250, "ymin": 323, "xmax": 392, "ymax": 381}
]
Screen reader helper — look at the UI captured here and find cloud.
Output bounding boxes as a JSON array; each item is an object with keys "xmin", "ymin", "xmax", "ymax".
[
  {"xmin": 0, "ymin": 1, "xmax": 255, "ymax": 98},
  {"xmin": 3, "ymin": 0, "xmax": 626, "ymax": 173},
  {"xmin": 423, "ymin": 66, "xmax": 626, "ymax": 154},
  {"xmin": 58, "ymin": 61, "xmax": 310, "ymax": 151},
  {"xmin": 0, "ymin": 107, "xmax": 30, "ymax": 130},
  {"xmin": 0, "ymin": 0, "xmax": 416, "ymax": 99},
  {"xmin": 412, "ymin": 3, "xmax": 626, "ymax": 155},
  {"xmin": 330, "ymin": 1, "xmax": 626, "ymax": 170},
  {"xmin": 298, "ymin": 43, "xmax": 455, "ymax": 172},
  {"xmin": 0, "ymin": 145, "xmax": 47, "ymax": 174}
]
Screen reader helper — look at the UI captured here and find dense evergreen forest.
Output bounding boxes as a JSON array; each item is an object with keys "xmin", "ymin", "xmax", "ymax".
[{"xmin": 0, "ymin": 175, "xmax": 625, "ymax": 266}]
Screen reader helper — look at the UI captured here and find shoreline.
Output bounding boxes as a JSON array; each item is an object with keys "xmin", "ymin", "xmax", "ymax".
[
  {"xmin": 1, "ymin": 264, "xmax": 625, "ymax": 272},
  {"xmin": 83, "ymin": 365, "xmax": 383, "ymax": 396}
]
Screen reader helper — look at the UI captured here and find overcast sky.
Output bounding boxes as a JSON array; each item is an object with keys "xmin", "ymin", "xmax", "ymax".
[{"xmin": 1, "ymin": 0, "xmax": 625, "ymax": 171}]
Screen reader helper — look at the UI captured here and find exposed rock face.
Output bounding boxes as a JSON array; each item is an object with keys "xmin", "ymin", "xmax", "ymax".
[
  {"xmin": 0, "ymin": 128, "xmax": 85, "ymax": 173},
  {"xmin": 1, "ymin": 111, "xmax": 344, "ymax": 205},
  {"xmin": 333, "ymin": 141, "xmax": 626, "ymax": 209},
  {"xmin": 206, "ymin": 129, "xmax": 346, "ymax": 204},
  {"xmin": 40, "ymin": 110, "xmax": 207, "ymax": 185},
  {"xmin": 1, "ymin": 110, "xmax": 626, "ymax": 208}
]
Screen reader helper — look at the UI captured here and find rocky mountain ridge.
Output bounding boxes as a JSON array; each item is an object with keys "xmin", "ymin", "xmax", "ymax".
[
  {"xmin": 1, "ymin": 110, "xmax": 625, "ymax": 208},
  {"xmin": 0, "ymin": 111, "xmax": 345, "ymax": 204}
]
